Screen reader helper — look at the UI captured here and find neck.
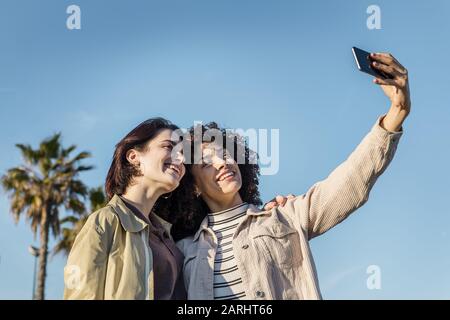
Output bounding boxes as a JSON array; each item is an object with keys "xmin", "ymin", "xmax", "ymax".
[
  {"xmin": 121, "ymin": 181, "xmax": 164, "ymax": 218},
  {"xmin": 204, "ymin": 193, "xmax": 244, "ymax": 213}
]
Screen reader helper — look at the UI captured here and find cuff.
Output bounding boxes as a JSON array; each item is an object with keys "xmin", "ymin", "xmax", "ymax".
[{"xmin": 369, "ymin": 114, "xmax": 404, "ymax": 146}]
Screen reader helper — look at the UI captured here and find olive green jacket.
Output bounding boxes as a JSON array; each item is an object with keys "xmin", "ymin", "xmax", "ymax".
[{"xmin": 63, "ymin": 194, "xmax": 172, "ymax": 300}]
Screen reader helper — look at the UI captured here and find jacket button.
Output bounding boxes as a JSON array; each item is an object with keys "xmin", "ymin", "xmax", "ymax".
[
  {"xmin": 242, "ymin": 244, "xmax": 249, "ymax": 249},
  {"xmin": 256, "ymin": 291, "xmax": 265, "ymax": 298}
]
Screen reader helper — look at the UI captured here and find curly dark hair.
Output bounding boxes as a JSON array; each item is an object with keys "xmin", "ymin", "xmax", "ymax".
[{"xmin": 154, "ymin": 122, "xmax": 262, "ymax": 241}]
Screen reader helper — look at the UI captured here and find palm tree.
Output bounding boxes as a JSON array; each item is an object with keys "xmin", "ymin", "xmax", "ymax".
[
  {"xmin": 1, "ymin": 133, "xmax": 93, "ymax": 300},
  {"xmin": 54, "ymin": 186, "xmax": 106, "ymax": 256}
]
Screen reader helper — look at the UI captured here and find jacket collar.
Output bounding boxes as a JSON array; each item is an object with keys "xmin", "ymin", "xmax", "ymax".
[
  {"xmin": 192, "ymin": 203, "xmax": 272, "ymax": 242},
  {"xmin": 153, "ymin": 214, "xmax": 173, "ymax": 236},
  {"xmin": 107, "ymin": 194, "xmax": 172, "ymax": 234}
]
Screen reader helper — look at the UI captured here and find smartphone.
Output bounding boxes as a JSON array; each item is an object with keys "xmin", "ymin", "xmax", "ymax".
[{"xmin": 352, "ymin": 47, "xmax": 393, "ymax": 79}]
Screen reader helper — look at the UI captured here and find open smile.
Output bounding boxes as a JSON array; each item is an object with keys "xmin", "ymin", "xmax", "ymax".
[
  {"xmin": 216, "ymin": 170, "xmax": 236, "ymax": 182},
  {"xmin": 164, "ymin": 163, "xmax": 183, "ymax": 179}
]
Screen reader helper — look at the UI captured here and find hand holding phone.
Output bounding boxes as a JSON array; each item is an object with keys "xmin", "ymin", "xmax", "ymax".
[
  {"xmin": 351, "ymin": 47, "xmax": 411, "ymax": 132},
  {"xmin": 352, "ymin": 47, "xmax": 393, "ymax": 79}
]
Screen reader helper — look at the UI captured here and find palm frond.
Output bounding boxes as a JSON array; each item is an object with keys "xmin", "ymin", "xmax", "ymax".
[{"xmin": 15, "ymin": 144, "xmax": 40, "ymax": 165}]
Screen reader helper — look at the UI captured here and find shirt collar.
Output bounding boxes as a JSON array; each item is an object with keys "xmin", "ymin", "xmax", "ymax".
[
  {"xmin": 192, "ymin": 203, "xmax": 272, "ymax": 242},
  {"xmin": 207, "ymin": 202, "xmax": 249, "ymax": 225}
]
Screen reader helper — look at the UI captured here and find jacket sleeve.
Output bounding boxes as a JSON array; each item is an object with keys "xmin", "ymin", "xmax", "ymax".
[
  {"xmin": 292, "ymin": 114, "xmax": 403, "ymax": 240},
  {"xmin": 63, "ymin": 207, "xmax": 117, "ymax": 299}
]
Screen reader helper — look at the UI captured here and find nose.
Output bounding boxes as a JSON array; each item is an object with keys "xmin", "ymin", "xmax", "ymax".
[
  {"xmin": 173, "ymin": 150, "xmax": 185, "ymax": 164},
  {"xmin": 211, "ymin": 154, "xmax": 225, "ymax": 166}
]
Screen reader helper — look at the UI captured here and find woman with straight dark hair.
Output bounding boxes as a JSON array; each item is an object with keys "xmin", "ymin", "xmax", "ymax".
[{"xmin": 64, "ymin": 117, "xmax": 187, "ymax": 299}]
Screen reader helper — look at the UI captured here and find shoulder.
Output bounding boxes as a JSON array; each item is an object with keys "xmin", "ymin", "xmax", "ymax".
[{"xmin": 84, "ymin": 205, "xmax": 120, "ymax": 235}]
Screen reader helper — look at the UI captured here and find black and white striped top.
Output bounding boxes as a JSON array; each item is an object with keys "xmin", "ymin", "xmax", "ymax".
[{"xmin": 208, "ymin": 202, "xmax": 249, "ymax": 300}]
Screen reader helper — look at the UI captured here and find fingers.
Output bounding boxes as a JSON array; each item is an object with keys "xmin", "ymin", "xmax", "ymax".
[
  {"xmin": 370, "ymin": 52, "xmax": 409, "ymax": 89},
  {"xmin": 263, "ymin": 198, "xmax": 276, "ymax": 210},
  {"xmin": 263, "ymin": 194, "xmax": 297, "ymax": 211},
  {"xmin": 373, "ymin": 77, "xmax": 397, "ymax": 86},
  {"xmin": 370, "ymin": 52, "xmax": 393, "ymax": 64},
  {"xmin": 370, "ymin": 52, "xmax": 408, "ymax": 75},
  {"xmin": 372, "ymin": 67, "xmax": 408, "ymax": 88},
  {"xmin": 371, "ymin": 61, "xmax": 401, "ymax": 78},
  {"xmin": 275, "ymin": 195, "xmax": 287, "ymax": 207}
]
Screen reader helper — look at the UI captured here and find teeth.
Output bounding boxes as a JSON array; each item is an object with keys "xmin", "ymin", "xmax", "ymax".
[
  {"xmin": 166, "ymin": 164, "xmax": 180, "ymax": 176},
  {"xmin": 219, "ymin": 172, "xmax": 234, "ymax": 181},
  {"xmin": 170, "ymin": 165, "xmax": 178, "ymax": 174}
]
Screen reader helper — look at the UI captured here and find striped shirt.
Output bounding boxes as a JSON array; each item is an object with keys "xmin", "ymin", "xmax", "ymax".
[{"xmin": 208, "ymin": 202, "xmax": 249, "ymax": 300}]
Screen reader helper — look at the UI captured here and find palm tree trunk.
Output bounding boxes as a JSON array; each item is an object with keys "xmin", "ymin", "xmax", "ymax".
[{"xmin": 35, "ymin": 207, "xmax": 50, "ymax": 300}]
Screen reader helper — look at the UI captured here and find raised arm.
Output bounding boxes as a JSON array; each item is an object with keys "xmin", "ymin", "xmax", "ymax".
[{"xmin": 295, "ymin": 52, "xmax": 410, "ymax": 239}]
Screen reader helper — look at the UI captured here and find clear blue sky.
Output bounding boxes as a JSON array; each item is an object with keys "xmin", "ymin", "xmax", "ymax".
[{"xmin": 1, "ymin": 0, "xmax": 449, "ymax": 299}]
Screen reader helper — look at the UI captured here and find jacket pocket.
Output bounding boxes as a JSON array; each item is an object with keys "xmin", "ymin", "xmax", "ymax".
[{"xmin": 251, "ymin": 223, "xmax": 303, "ymax": 268}]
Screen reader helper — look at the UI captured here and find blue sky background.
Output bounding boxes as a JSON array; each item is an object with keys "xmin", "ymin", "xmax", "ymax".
[{"xmin": 0, "ymin": 0, "xmax": 449, "ymax": 299}]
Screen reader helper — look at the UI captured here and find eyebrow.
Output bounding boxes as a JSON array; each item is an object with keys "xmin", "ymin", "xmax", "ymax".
[{"xmin": 160, "ymin": 139, "xmax": 178, "ymax": 145}]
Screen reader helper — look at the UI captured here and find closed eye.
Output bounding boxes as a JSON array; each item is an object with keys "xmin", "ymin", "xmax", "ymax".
[{"xmin": 201, "ymin": 162, "xmax": 211, "ymax": 168}]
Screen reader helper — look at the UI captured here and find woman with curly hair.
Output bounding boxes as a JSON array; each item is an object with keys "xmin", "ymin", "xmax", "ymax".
[{"xmin": 166, "ymin": 52, "xmax": 411, "ymax": 300}]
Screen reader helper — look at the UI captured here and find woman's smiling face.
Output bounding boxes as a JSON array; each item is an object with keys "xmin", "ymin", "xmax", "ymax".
[
  {"xmin": 190, "ymin": 142, "xmax": 242, "ymax": 202},
  {"xmin": 129, "ymin": 128, "xmax": 185, "ymax": 193}
]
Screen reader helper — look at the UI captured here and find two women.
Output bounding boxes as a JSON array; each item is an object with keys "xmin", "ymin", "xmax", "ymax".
[
  {"xmin": 63, "ymin": 118, "xmax": 287, "ymax": 299},
  {"xmin": 64, "ymin": 51, "xmax": 410, "ymax": 300}
]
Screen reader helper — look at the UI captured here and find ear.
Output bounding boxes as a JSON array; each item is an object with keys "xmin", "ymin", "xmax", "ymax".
[{"xmin": 126, "ymin": 149, "xmax": 140, "ymax": 166}]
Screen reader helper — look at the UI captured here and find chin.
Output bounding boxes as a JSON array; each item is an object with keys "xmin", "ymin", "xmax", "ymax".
[
  {"xmin": 162, "ymin": 177, "xmax": 180, "ymax": 192},
  {"xmin": 221, "ymin": 182, "xmax": 241, "ymax": 194}
]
